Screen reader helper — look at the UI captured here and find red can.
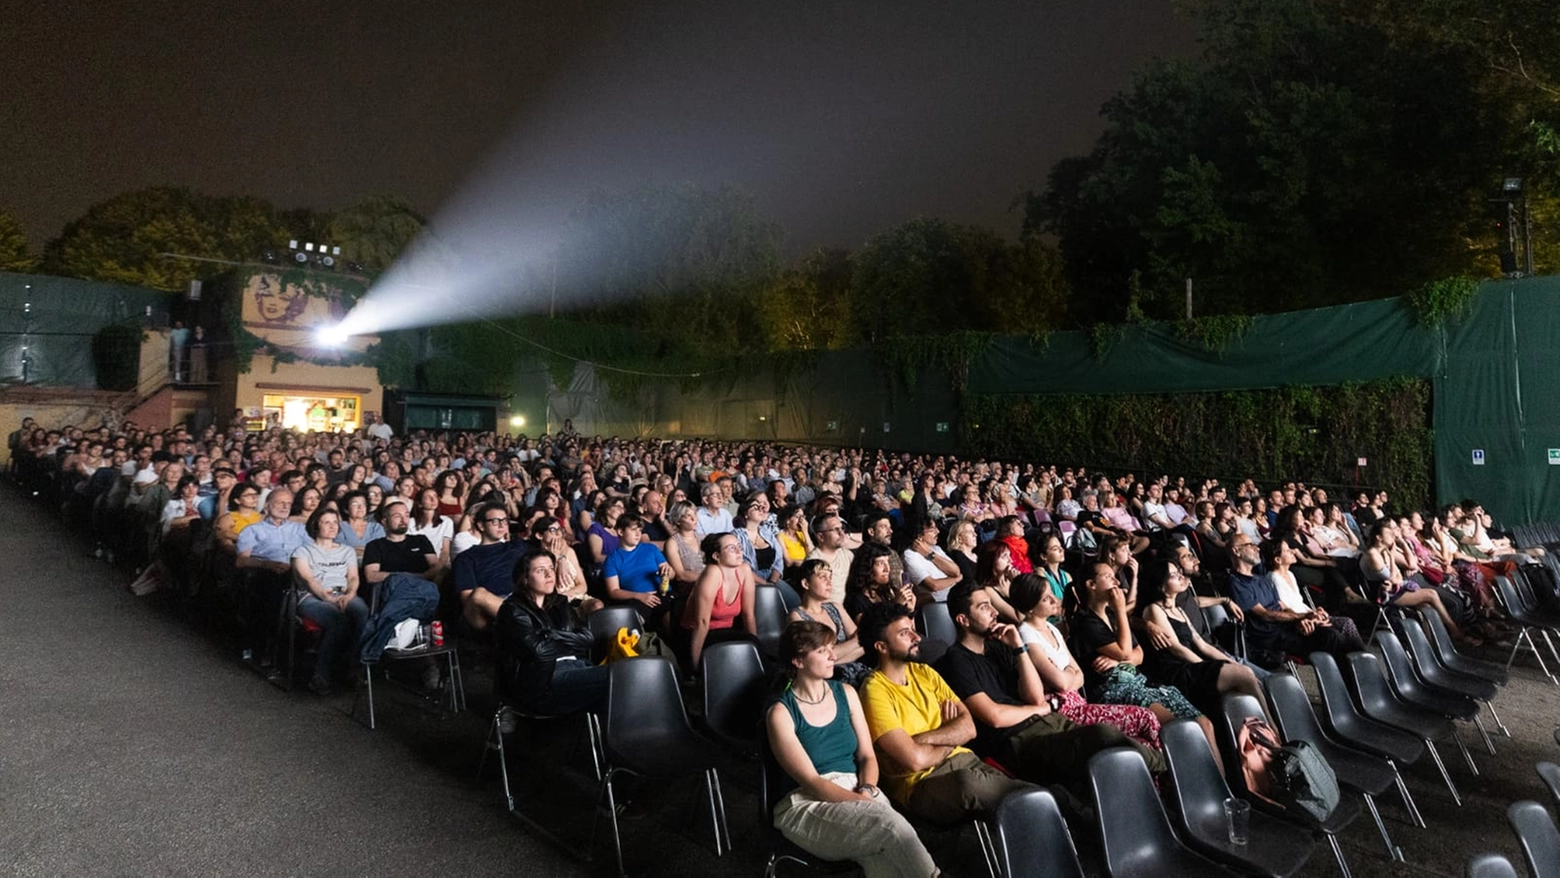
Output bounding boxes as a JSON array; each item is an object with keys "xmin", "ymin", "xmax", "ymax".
[{"xmin": 431, "ymin": 620, "xmax": 444, "ymax": 647}]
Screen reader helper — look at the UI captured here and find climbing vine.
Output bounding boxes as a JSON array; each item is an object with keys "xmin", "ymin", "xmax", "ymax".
[
  {"xmin": 1404, "ymin": 276, "xmax": 1479, "ymax": 327},
  {"xmin": 1173, "ymin": 314, "xmax": 1253, "ymax": 354}
]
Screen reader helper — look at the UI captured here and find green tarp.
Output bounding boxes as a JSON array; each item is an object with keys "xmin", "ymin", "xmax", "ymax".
[{"xmin": 0, "ymin": 272, "xmax": 173, "ymax": 388}]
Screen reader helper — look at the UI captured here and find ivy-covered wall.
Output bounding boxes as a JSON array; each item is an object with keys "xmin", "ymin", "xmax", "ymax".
[{"xmin": 961, "ymin": 378, "xmax": 1433, "ymax": 510}]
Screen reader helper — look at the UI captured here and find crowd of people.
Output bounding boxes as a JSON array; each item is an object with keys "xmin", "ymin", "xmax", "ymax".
[{"xmin": 7, "ymin": 412, "xmax": 1548, "ymax": 874}]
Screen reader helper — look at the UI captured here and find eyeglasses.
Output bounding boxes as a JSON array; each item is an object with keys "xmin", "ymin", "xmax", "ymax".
[
  {"xmin": 483, "ymin": 517, "xmax": 509, "ymax": 525},
  {"xmin": 545, "ymin": 524, "xmax": 561, "ymax": 532}
]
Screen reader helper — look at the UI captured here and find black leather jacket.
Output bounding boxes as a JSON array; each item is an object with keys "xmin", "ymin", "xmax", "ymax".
[{"xmin": 495, "ymin": 593, "xmax": 594, "ymax": 697}]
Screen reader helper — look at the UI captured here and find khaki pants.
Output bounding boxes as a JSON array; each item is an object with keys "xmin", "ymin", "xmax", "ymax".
[
  {"xmin": 773, "ymin": 772, "xmax": 939, "ymax": 878},
  {"xmin": 904, "ymin": 751, "xmax": 1036, "ymax": 825}
]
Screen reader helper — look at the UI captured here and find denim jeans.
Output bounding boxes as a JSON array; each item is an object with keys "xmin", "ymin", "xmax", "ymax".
[
  {"xmin": 298, "ymin": 594, "xmax": 369, "ymax": 684},
  {"xmin": 359, "ymin": 573, "xmax": 440, "ymax": 663},
  {"xmin": 521, "ymin": 658, "xmax": 610, "ymax": 716}
]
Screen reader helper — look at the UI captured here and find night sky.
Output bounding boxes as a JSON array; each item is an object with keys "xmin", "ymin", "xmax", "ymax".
[{"xmin": 1, "ymin": 1, "xmax": 1195, "ymax": 253}]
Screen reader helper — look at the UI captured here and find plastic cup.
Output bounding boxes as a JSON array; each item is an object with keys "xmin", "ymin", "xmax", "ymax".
[{"xmin": 1225, "ymin": 797, "xmax": 1251, "ymax": 846}]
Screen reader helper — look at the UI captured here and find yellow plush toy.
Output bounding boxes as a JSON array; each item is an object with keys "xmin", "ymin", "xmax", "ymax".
[{"xmin": 601, "ymin": 627, "xmax": 641, "ymax": 664}]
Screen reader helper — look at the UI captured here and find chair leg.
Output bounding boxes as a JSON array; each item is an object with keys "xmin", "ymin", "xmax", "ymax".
[
  {"xmin": 1326, "ymin": 831, "xmax": 1353, "ymax": 878},
  {"xmin": 764, "ymin": 853, "xmax": 779, "ymax": 878},
  {"xmin": 711, "ymin": 768, "xmax": 731, "ymax": 852},
  {"xmin": 602, "ymin": 771, "xmax": 626, "ymax": 877},
  {"xmin": 1361, "ymin": 792, "xmax": 1404, "ymax": 862},
  {"xmin": 1484, "ymin": 699, "xmax": 1511, "ymax": 737},
  {"xmin": 1424, "ymin": 739, "xmax": 1462, "ymax": 806},
  {"xmin": 703, "ymin": 769, "xmax": 724, "ymax": 857},
  {"xmin": 495, "ymin": 713, "xmax": 516, "ymax": 813},
  {"xmin": 1391, "ymin": 763, "xmax": 1426, "ymax": 828},
  {"xmin": 1451, "ymin": 729, "xmax": 1479, "ymax": 776},
  {"xmin": 364, "ymin": 663, "xmax": 376, "ymax": 730},
  {"xmin": 1541, "ymin": 629, "xmax": 1560, "ymax": 670},
  {"xmin": 587, "ymin": 713, "xmax": 604, "ymax": 781},
  {"xmin": 1472, "ymin": 714, "xmax": 1497, "ymax": 756},
  {"xmin": 1286, "ymin": 659, "xmax": 1300, "ymax": 677},
  {"xmin": 974, "ymin": 818, "xmax": 1000, "ymax": 878}
]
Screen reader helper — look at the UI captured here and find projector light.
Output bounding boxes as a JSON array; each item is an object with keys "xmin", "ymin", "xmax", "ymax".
[{"xmin": 315, "ymin": 324, "xmax": 351, "ymax": 347}]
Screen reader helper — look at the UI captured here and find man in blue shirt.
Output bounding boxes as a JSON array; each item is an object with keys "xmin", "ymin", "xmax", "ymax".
[
  {"xmin": 235, "ymin": 489, "xmax": 308, "ymax": 666},
  {"xmin": 1227, "ymin": 535, "xmax": 1365, "ymax": 667}
]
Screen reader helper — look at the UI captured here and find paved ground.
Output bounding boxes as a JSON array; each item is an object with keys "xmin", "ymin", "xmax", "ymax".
[{"xmin": 1, "ymin": 483, "xmax": 1556, "ymax": 876}]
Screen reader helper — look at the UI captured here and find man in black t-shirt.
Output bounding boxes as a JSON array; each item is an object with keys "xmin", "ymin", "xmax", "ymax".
[
  {"xmin": 363, "ymin": 498, "xmax": 441, "ymax": 586},
  {"xmin": 933, "ymin": 582, "xmax": 1164, "ymax": 790}
]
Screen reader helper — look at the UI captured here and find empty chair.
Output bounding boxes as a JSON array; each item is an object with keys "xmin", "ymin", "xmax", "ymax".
[
  {"xmin": 918, "ymin": 601, "xmax": 956, "ymax": 645},
  {"xmin": 1308, "ymin": 652, "xmax": 1426, "ymax": 824},
  {"xmin": 1265, "ymin": 673, "xmax": 1405, "ymax": 861},
  {"xmin": 701, "ymin": 640, "xmax": 767, "ymax": 753},
  {"xmin": 1508, "ymin": 800, "xmax": 1560, "ymax": 878},
  {"xmin": 1493, "ymin": 575, "xmax": 1560, "ymax": 685},
  {"xmin": 1391, "ymin": 613, "xmax": 1508, "ymax": 741},
  {"xmin": 1466, "ymin": 852, "xmax": 1521, "ymax": 878},
  {"xmin": 1087, "ymin": 746, "xmax": 1238, "ymax": 877},
  {"xmin": 754, "ymin": 585, "xmax": 786, "ymax": 661},
  {"xmin": 992, "ymin": 788, "xmax": 1086, "ymax": 878},
  {"xmin": 596, "ymin": 657, "xmax": 730, "ymax": 876},
  {"xmin": 1345, "ymin": 652, "xmax": 1477, "ymax": 802},
  {"xmin": 1217, "ymin": 694, "xmax": 1362, "ymax": 878},
  {"xmin": 1540, "ymin": 762, "xmax": 1560, "ymax": 809},
  {"xmin": 1159, "ymin": 718, "xmax": 1315, "ymax": 876},
  {"xmin": 1420, "ymin": 609, "xmax": 1508, "ymax": 686},
  {"xmin": 1376, "ymin": 631, "xmax": 1494, "ymax": 757}
]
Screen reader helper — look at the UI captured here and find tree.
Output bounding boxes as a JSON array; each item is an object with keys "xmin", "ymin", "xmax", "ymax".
[
  {"xmin": 754, "ymin": 248, "xmax": 854, "ymax": 351},
  {"xmin": 850, "ymin": 218, "xmax": 1069, "ymax": 342},
  {"xmin": 554, "ymin": 183, "xmax": 783, "ymax": 355},
  {"xmin": 327, "ymin": 194, "xmax": 426, "ymax": 276},
  {"xmin": 1028, "ymin": 0, "xmax": 1559, "ymax": 322},
  {"xmin": 0, "ymin": 208, "xmax": 37, "ymax": 272},
  {"xmin": 43, "ymin": 187, "xmax": 288, "ymax": 290}
]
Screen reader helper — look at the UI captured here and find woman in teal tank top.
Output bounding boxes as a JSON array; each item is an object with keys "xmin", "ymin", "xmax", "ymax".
[{"xmin": 766, "ymin": 620, "xmax": 938, "ymax": 878}]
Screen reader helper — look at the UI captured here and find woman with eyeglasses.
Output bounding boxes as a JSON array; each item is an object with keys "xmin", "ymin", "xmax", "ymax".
[
  {"xmin": 214, "ymin": 483, "xmax": 263, "ymax": 554},
  {"xmin": 679, "ymin": 532, "xmax": 758, "ymax": 672},
  {"xmin": 531, "ymin": 516, "xmax": 599, "ymax": 615}
]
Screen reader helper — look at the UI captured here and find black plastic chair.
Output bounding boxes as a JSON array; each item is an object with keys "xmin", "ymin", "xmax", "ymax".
[
  {"xmin": 1264, "ymin": 673, "xmax": 1405, "ymax": 862},
  {"xmin": 1307, "ymin": 652, "xmax": 1427, "ymax": 825},
  {"xmin": 701, "ymin": 640, "xmax": 768, "ymax": 754},
  {"xmin": 1539, "ymin": 762, "xmax": 1560, "ymax": 809},
  {"xmin": 1376, "ymin": 631, "xmax": 1494, "ymax": 757},
  {"xmin": 755, "ymin": 585, "xmax": 787, "ymax": 661},
  {"xmin": 588, "ymin": 605, "xmax": 643, "ymax": 650},
  {"xmin": 1159, "ymin": 718, "xmax": 1315, "ymax": 876},
  {"xmin": 1493, "ymin": 575, "xmax": 1560, "ymax": 685},
  {"xmin": 1390, "ymin": 616, "xmax": 1507, "ymax": 748},
  {"xmin": 1216, "ymin": 694, "xmax": 1361, "ymax": 878},
  {"xmin": 1087, "ymin": 746, "xmax": 1238, "ymax": 877},
  {"xmin": 993, "ymin": 788, "xmax": 1086, "ymax": 878},
  {"xmin": 595, "ymin": 656, "xmax": 731, "ymax": 876},
  {"xmin": 1466, "ymin": 852, "xmax": 1521, "ymax": 878},
  {"xmin": 1507, "ymin": 799, "xmax": 1560, "ymax": 878},
  {"xmin": 1419, "ymin": 609, "xmax": 1508, "ymax": 686},
  {"xmin": 354, "ymin": 580, "xmax": 466, "ymax": 731},
  {"xmin": 918, "ymin": 601, "xmax": 957, "ymax": 645},
  {"xmin": 1344, "ymin": 652, "xmax": 1477, "ymax": 803},
  {"xmin": 756, "ymin": 730, "xmax": 855, "ymax": 877}
]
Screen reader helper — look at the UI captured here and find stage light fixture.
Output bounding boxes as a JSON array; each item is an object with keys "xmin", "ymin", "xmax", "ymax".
[
  {"xmin": 315, "ymin": 323, "xmax": 351, "ymax": 347},
  {"xmin": 294, "ymin": 252, "xmax": 309, "ymax": 263}
]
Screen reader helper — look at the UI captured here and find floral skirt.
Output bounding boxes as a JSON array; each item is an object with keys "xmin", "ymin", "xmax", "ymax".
[
  {"xmin": 1090, "ymin": 663, "xmax": 1202, "ymax": 719},
  {"xmin": 1058, "ymin": 688, "xmax": 1162, "ymax": 750}
]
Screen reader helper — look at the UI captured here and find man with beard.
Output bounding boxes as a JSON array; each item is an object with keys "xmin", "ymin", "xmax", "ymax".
[
  {"xmin": 361, "ymin": 497, "xmax": 444, "ymax": 684},
  {"xmin": 933, "ymin": 582, "xmax": 1164, "ymax": 795},
  {"xmin": 856, "ymin": 601, "xmax": 1034, "ymax": 824}
]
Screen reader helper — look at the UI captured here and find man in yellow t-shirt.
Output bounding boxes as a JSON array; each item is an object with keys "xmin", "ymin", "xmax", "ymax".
[{"xmin": 857, "ymin": 602, "xmax": 1034, "ymax": 824}]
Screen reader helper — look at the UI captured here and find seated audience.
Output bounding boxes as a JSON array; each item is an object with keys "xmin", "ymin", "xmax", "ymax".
[
  {"xmin": 1227, "ymin": 535, "xmax": 1366, "ymax": 665},
  {"xmin": 494, "ymin": 550, "xmax": 608, "ymax": 716},
  {"xmin": 679, "ymin": 532, "xmax": 757, "ymax": 672},
  {"xmin": 291, "ymin": 507, "xmax": 368, "ymax": 695},
  {"xmin": 789, "ymin": 559, "xmax": 870, "ymax": 686}
]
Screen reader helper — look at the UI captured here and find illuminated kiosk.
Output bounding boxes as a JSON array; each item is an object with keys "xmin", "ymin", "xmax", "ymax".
[{"xmin": 230, "ymin": 271, "xmax": 383, "ymax": 434}]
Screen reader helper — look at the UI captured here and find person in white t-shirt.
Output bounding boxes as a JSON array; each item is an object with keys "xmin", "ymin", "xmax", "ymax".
[{"xmin": 901, "ymin": 517, "xmax": 962, "ymax": 604}]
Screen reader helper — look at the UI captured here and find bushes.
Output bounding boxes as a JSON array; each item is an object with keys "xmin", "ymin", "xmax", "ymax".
[{"xmin": 960, "ymin": 377, "xmax": 1432, "ymax": 510}]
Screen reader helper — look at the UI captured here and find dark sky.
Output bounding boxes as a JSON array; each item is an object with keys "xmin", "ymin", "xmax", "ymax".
[{"xmin": 0, "ymin": 1, "xmax": 1196, "ymax": 253}]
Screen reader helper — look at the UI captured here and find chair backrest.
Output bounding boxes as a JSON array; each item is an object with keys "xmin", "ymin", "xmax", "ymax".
[
  {"xmin": 1308, "ymin": 652, "xmax": 1366, "ymax": 733},
  {"xmin": 604, "ymin": 656, "xmax": 692, "ymax": 761},
  {"xmin": 994, "ymin": 788, "xmax": 1085, "ymax": 878},
  {"xmin": 1265, "ymin": 672, "xmax": 1329, "ymax": 746},
  {"xmin": 1160, "ymin": 718, "xmax": 1236, "ymax": 833},
  {"xmin": 754, "ymin": 585, "xmax": 786, "ymax": 659},
  {"xmin": 1508, "ymin": 800, "xmax": 1560, "ymax": 878},
  {"xmin": 1538, "ymin": 762, "xmax": 1560, "ymax": 810},
  {"xmin": 919, "ymin": 601, "xmax": 957, "ymax": 645},
  {"xmin": 1495, "ymin": 575, "xmax": 1528, "ymax": 617},
  {"xmin": 1088, "ymin": 746, "xmax": 1193, "ymax": 876},
  {"xmin": 1344, "ymin": 652, "xmax": 1399, "ymax": 717},
  {"xmin": 701, "ymin": 640, "xmax": 767, "ymax": 748},
  {"xmin": 1375, "ymin": 631, "xmax": 1426, "ymax": 696},
  {"xmin": 1467, "ymin": 852, "xmax": 1521, "ymax": 878},
  {"xmin": 1216, "ymin": 693, "xmax": 1271, "ymax": 798},
  {"xmin": 1202, "ymin": 601, "xmax": 1232, "ymax": 631},
  {"xmin": 1418, "ymin": 608, "xmax": 1461, "ymax": 660},
  {"xmin": 588, "ymin": 606, "xmax": 643, "ymax": 647}
]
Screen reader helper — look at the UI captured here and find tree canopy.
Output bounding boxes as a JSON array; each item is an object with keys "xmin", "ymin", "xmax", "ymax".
[
  {"xmin": 0, "ymin": 208, "xmax": 37, "ymax": 273},
  {"xmin": 1026, "ymin": 0, "xmax": 1560, "ymax": 323}
]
